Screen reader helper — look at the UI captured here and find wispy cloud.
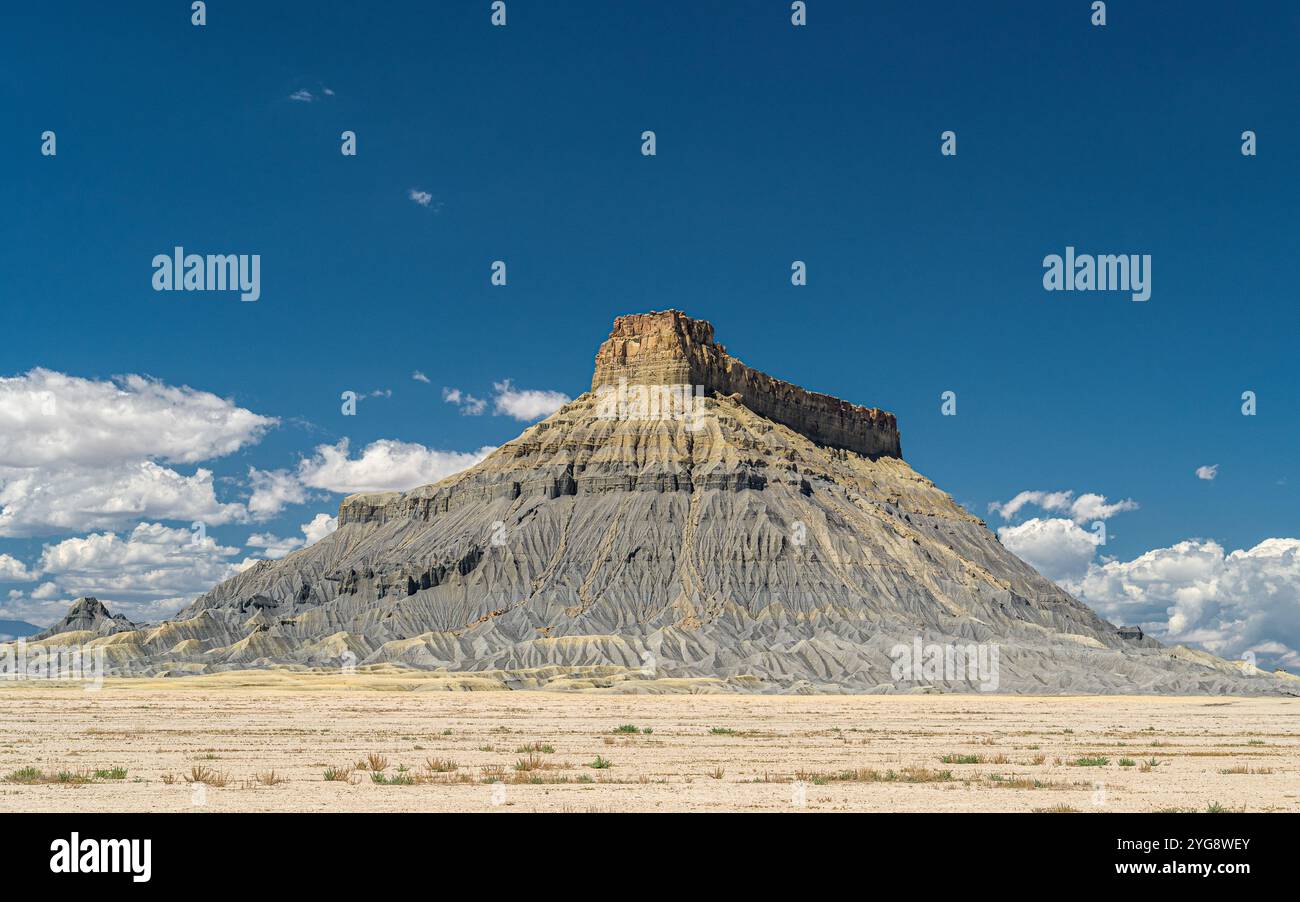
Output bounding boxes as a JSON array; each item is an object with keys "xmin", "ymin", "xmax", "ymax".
[
  {"xmin": 411, "ymin": 371, "xmax": 431, "ymax": 384},
  {"xmin": 288, "ymin": 89, "xmax": 315, "ymax": 103},
  {"xmin": 1196, "ymin": 464, "xmax": 1219, "ymax": 481},
  {"xmin": 442, "ymin": 387, "xmax": 486, "ymax": 416},
  {"xmin": 988, "ymin": 489, "xmax": 1138, "ymax": 525},
  {"xmin": 408, "ymin": 189, "xmax": 435, "ymax": 208}
]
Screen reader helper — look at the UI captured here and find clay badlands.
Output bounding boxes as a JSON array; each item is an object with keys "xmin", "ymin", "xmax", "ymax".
[{"xmin": 8, "ymin": 311, "xmax": 1296, "ymax": 695}]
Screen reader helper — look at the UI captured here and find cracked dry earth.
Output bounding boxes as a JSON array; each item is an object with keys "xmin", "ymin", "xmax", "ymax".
[{"xmin": 1, "ymin": 675, "xmax": 1297, "ymax": 812}]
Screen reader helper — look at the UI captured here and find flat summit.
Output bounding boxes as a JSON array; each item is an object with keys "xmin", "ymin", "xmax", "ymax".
[{"xmin": 25, "ymin": 312, "xmax": 1295, "ymax": 693}]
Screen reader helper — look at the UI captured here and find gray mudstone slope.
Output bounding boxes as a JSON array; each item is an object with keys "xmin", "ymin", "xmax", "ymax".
[{"xmin": 28, "ymin": 312, "xmax": 1299, "ymax": 694}]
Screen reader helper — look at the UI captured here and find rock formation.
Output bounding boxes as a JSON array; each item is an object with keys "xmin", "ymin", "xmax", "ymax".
[
  {"xmin": 30, "ymin": 597, "xmax": 137, "ymax": 641},
  {"xmin": 590, "ymin": 310, "xmax": 900, "ymax": 459},
  {"xmin": 13, "ymin": 312, "xmax": 1295, "ymax": 694}
]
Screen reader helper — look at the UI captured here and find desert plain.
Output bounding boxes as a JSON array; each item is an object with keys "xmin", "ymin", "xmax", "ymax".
[{"xmin": 0, "ymin": 670, "xmax": 1296, "ymax": 813}]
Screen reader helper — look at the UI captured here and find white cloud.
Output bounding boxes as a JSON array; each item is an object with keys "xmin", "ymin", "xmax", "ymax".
[
  {"xmin": 1196, "ymin": 464, "xmax": 1219, "ymax": 481},
  {"xmin": 246, "ymin": 467, "xmax": 309, "ymax": 519},
  {"xmin": 0, "ymin": 461, "xmax": 247, "ymax": 538},
  {"xmin": 989, "ymin": 489, "xmax": 1137, "ymax": 525},
  {"xmin": 0, "ymin": 369, "xmax": 275, "ymax": 468},
  {"xmin": 297, "ymin": 439, "xmax": 494, "ymax": 494},
  {"xmin": 408, "ymin": 189, "xmax": 434, "ymax": 207},
  {"xmin": 246, "ymin": 533, "xmax": 304, "ymax": 560},
  {"xmin": 998, "ymin": 517, "xmax": 1101, "ymax": 582},
  {"xmin": 411, "ymin": 371, "xmax": 431, "ymax": 384},
  {"xmin": 442, "ymin": 387, "xmax": 486, "ymax": 416},
  {"xmin": 990, "ymin": 490, "xmax": 1073, "ymax": 520},
  {"xmin": 301, "ymin": 512, "xmax": 337, "ymax": 544},
  {"xmin": 0, "ymin": 370, "xmax": 274, "ymax": 537},
  {"xmin": 1067, "ymin": 537, "xmax": 1300, "ymax": 670},
  {"xmin": 16, "ymin": 522, "xmax": 247, "ymax": 623},
  {"xmin": 289, "ymin": 89, "xmax": 314, "ymax": 102},
  {"xmin": 491, "ymin": 380, "xmax": 570, "ymax": 422},
  {"xmin": 0, "ymin": 554, "xmax": 36, "ymax": 581},
  {"xmin": 245, "ymin": 512, "xmax": 339, "ymax": 560}
]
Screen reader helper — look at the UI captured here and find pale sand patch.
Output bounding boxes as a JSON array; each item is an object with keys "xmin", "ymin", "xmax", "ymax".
[{"xmin": 0, "ymin": 674, "xmax": 1296, "ymax": 812}]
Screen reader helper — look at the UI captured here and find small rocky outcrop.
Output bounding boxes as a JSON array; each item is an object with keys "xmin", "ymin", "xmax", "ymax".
[{"xmin": 31, "ymin": 597, "xmax": 138, "ymax": 641}]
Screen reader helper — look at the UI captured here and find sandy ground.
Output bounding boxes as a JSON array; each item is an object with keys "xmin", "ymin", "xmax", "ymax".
[{"xmin": 0, "ymin": 672, "xmax": 1296, "ymax": 812}]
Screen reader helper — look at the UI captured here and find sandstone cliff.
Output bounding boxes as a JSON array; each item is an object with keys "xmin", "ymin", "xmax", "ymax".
[{"xmin": 590, "ymin": 310, "xmax": 901, "ymax": 460}]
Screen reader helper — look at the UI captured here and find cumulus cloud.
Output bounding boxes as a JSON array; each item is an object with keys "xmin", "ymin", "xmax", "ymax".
[
  {"xmin": 31, "ymin": 582, "xmax": 60, "ymax": 599},
  {"xmin": 301, "ymin": 512, "xmax": 338, "ymax": 544},
  {"xmin": 0, "ymin": 461, "xmax": 247, "ymax": 537},
  {"xmin": 491, "ymin": 380, "xmax": 570, "ymax": 422},
  {"xmin": 0, "ymin": 554, "xmax": 36, "ymax": 581},
  {"xmin": 412, "ymin": 371, "xmax": 431, "ymax": 384},
  {"xmin": 1067, "ymin": 538, "xmax": 1300, "ymax": 670},
  {"xmin": 246, "ymin": 467, "xmax": 309, "ymax": 519},
  {"xmin": 245, "ymin": 512, "xmax": 339, "ymax": 560},
  {"xmin": 2, "ymin": 522, "xmax": 248, "ymax": 624},
  {"xmin": 289, "ymin": 89, "xmax": 314, "ymax": 102},
  {"xmin": 998, "ymin": 518, "xmax": 1101, "ymax": 582},
  {"xmin": 0, "ymin": 370, "xmax": 274, "ymax": 537},
  {"xmin": 408, "ymin": 189, "xmax": 435, "ymax": 207},
  {"xmin": 989, "ymin": 489, "xmax": 1137, "ymax": 525},
  {"xmin": 246, "ymin": 532, "xmax": 304, "ymax": 560},
  {"xmin": 1196, "ymin": 464, "xmax": 1219, "ymax": 481},
  {"xmin": 0, "ymin": 369, "xmax": 275, "ymax": 468},
  {"xmin": 297, "ymin": 438, "xmax": 494, "ymax": 494}
]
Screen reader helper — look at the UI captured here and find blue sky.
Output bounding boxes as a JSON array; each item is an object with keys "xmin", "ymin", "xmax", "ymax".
[{"xmin": 1, "ymin": 2, "xmax": 1297, "ymax": 666}]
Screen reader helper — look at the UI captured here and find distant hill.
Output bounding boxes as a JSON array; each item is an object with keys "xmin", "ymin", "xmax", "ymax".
[{"xmin": 0, "ymin": 619, "xmax": 42, "ymax": 640}]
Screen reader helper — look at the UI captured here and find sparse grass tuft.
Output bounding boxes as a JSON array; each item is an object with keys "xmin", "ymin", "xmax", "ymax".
[
  {"xmin": 588, "ymin": 755, "xmax": 613, "ymax": 769},
  {"xmin": 323, "ymin": 766, "xmax": 351, "ymax": 782},
  {"xmin": 1069, "ymin": 757, "xmax": 1110, "ymax": 767},
  {"xmin": 514, "ymin": 754, "xmax": 545, "ymax": 772},
  {"xmin": 255, "ymin": 770, "xmax": 285, "ymax": 786},
  {"xmin": 1220, "ymin": 765, "xmax": 1273, "ymax": 775},
  {"xmin": 186, "ymin": 765, "xmax": 228, "ymax": 787},
  {"xmin": 371, "ymin": 771, "xmax": 414, "ymax": 785},
  {"xmin": 612, "ymin": 725, "xmax": 640, "ymax": 734},
  {"xmin": 365, "ymin": 752, "xmax": 389, "ymax": 772},
  {"xmin": 5, "ymin": 767, "xmax": 43, "ymax": 784}
]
